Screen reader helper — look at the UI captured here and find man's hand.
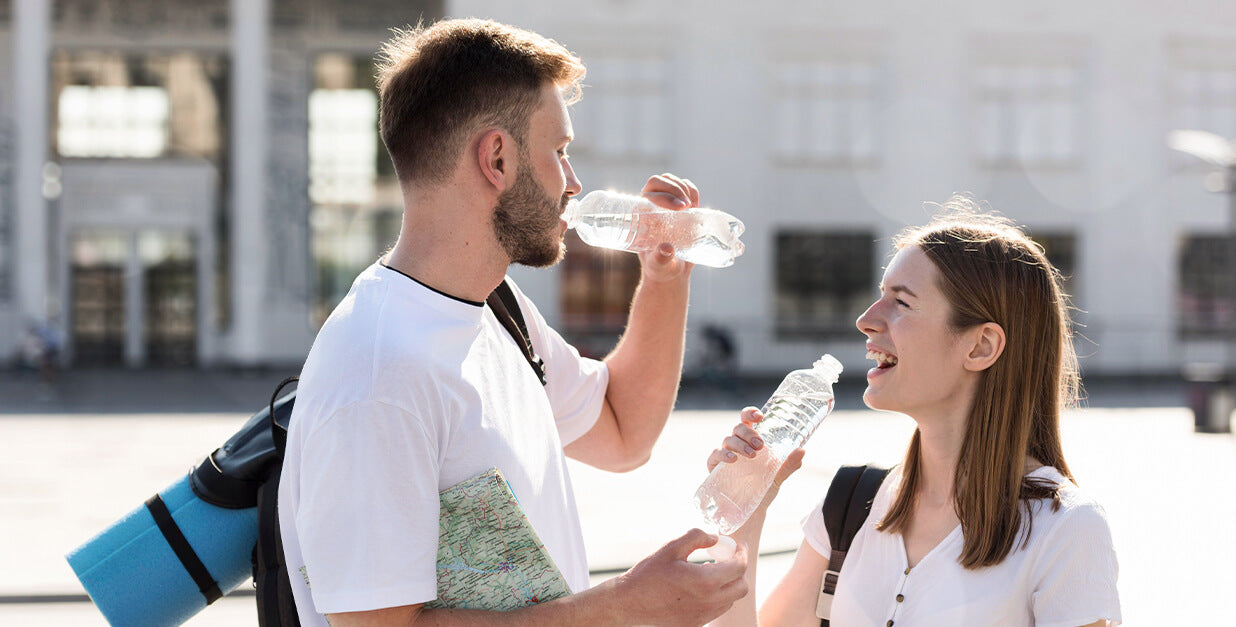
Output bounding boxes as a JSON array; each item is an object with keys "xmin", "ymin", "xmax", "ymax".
[
  {"xmin": 612, "ymin": 528, "xmax": 750, "ymax": 627},
  {"xmin": 637, "ymin": 173, "xmax": 698, "ymax": 283}
]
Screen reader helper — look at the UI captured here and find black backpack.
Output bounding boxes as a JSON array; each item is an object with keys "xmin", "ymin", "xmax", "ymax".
[
  {"xmin": 817, "ymin": 464, "xmax": 892, "ymax": 627},
  {"xmin": 184, "ymin": 279, "xmax": 546, "ymax": 626}
]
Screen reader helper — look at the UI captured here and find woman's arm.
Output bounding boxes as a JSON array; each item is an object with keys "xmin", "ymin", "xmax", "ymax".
[
  {"xmin": 757, "ymin": 539, "xmax": 831, "ymax": 627},
  {"xmin": 705, "ymin": 408, "xmax": 811, "ymax": 627}
]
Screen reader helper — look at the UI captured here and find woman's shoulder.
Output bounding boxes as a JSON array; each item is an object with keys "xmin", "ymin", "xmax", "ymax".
[{"xmin": 1024, "ymin": 466, "xmax": 1113, "ymax": 539}]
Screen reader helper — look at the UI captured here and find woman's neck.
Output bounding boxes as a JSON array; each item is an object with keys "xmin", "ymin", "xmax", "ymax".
[{"xmin": 915, "ymin": 422, "xmax": 964, "ymax": 507}]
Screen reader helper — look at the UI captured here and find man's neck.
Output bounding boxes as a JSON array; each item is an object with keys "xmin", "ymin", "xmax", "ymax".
[{"xmin": 384, "ymin": 187, "xmax": 510, "ymax": 303}]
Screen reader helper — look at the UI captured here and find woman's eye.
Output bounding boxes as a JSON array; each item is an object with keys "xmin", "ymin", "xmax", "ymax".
[{"xmin": 895, "ymin": 298, "xmax": 909, "ymax": 308}]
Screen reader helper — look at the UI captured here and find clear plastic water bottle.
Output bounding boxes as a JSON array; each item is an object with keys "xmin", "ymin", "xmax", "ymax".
[
  {"xmin": 560, "ymin": 190, "xmax": 746, "ymax": 268},
  {"xmin": 694, "ymin": 354, "xmax": 843, "ymax": 535}
]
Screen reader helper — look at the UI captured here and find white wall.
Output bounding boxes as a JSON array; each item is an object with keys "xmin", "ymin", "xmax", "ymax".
[{"xmin": 461, "ymin": 0, "xmax": 1236, "ymax": 378}]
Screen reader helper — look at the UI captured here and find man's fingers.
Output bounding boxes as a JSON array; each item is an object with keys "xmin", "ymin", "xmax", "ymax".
[
  {"xmin": 702, "ymin": 540, "xmax": 748, "ymax": 583},
  {"xmin": 667, "ymin": 528, "xmax": 718, "ymax": 560},
  {"xmin": 642, "ymin": 173, "xmax": 693, "ymax": 209},
  {"xmin": 680, "ymin": 177, "xmax": 700, "ymax": 206}
]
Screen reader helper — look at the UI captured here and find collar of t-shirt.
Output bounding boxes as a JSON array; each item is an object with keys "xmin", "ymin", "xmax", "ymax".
[{"xmin": 378, "ymin": 260, "xmax": 485, "ymax": 307}]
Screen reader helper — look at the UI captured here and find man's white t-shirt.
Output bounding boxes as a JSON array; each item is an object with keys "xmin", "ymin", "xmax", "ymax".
[
  {"xmin": 803, "ymin": 465, "xmax": 1122, "ymax": 627},
  {"xmin": 279, "ymin": 263, "xmax": 609, "ymax": 625}
]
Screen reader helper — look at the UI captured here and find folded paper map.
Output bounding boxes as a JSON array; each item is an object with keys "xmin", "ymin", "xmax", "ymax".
[{"xmin": 425, "ymin": 467, "xmax": 572, "ymax": 611}]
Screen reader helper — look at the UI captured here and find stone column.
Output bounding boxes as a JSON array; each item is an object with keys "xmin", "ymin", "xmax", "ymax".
[
  {"xmin": 12, "ymin": 0, "xmax": 49, "ymax": 325},
  {"xmin": 262, "ymin": 43, "xmax": 314, "ymax": 362},
  {"xmin": 229, "ymin": 0, "xmax": 269, "ymax": 365}
]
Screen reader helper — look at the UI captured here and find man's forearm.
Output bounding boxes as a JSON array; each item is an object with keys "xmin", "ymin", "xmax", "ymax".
[
  {"xmin": 602, "ymin": 268, "xmax": 691, "ymax": 462},
  {"xmin": 328, "ymin": 579, "xmax": 630, "ymax": 627}
]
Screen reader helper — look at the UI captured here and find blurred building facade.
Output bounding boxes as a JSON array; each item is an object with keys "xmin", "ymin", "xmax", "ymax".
[{"xmin": 0, "ymin": 0, "xmax": 1233, "ymax": 377}]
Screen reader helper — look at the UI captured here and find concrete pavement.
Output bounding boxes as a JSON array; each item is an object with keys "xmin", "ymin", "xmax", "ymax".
[{"xmin": 1, "ymin": 370, "xmax": 1231, "ymax": 625}]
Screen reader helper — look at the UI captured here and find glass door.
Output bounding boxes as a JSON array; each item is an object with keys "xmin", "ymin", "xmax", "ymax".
[
  {"xmin": 69, "ymin": 231, "xmax": 128, "ymax": 366},
  {"xmin": 140, "ymin": 231, "xmax": 197, "ymax": 367}
]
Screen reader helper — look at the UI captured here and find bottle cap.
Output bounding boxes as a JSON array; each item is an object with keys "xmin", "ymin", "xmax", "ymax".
[
  {"xmin": 705, "ymin": 534, "xmax": 737, "ymax": 560},
  {"xmin": 812, "ymin": 354, "xmax": 844, "ymax": 383}
]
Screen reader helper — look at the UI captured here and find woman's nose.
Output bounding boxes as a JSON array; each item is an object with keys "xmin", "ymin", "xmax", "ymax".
[{"xmin": 856, "ymin": 300, "xmax": 881, "ymax": 335}]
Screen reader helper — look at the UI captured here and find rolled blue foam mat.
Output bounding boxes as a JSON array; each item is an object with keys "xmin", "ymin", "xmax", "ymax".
[{"xmin": 65, "ymin": 474, "xmax": 259, "ymax": 627}]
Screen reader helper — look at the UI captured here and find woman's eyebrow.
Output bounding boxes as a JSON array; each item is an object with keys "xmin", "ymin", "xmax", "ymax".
[{"xmin": 889, "ymin": 284, "xmax": 918, "ymax": 298}]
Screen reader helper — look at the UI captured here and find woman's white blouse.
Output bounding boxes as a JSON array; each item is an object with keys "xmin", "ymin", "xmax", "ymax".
[{"xmin": 802, "ymin": 466, "xmax": 1121, "ymax": 627}]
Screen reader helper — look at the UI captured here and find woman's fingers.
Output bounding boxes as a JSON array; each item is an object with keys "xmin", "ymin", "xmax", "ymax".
[
  {"xmin": 739, "ymin": 406, "xmax": 764, "ymax": 425},
  {"xmin": 772, "ymin": 448, "xmax": 806, "ymax": 488},
  {"xmin": 706, "ymin": 447, "xmax": 740, "ymax": 472}
]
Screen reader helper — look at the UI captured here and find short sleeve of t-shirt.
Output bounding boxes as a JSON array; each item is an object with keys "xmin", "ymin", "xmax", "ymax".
[
  {"xmin": 1029, "ymin": 501, "xmax": 1123, "ymax": 627},
  {"xmin": 505, "ymin": 279, "xmax": 608, "ymax": 446},
  {"xmin": 294, "ymin": 399, "xmax": 442, "ymax": 614},
  {"xmin": 801, "ymin": 493, "xmax": 834, "ymax": 559}
]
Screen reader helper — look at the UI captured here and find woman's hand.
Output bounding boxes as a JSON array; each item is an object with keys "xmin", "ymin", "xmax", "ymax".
[
  {"xmin": 705, "ymin": 407, "xmax": 806, "ymax": 523},
  {"xmin": 707, "ymin": 407, "xmax": 767, "ymax": 472}
]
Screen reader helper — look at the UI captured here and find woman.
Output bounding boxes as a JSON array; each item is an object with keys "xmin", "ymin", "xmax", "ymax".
[{"xmin": 708, "ymin": 198, "xmax": 1121, "ymax": 626}]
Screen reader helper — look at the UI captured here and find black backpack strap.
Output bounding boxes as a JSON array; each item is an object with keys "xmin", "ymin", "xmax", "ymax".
[
  {"xmin": 255, "ymin": 463, "xmax": 300, "ymax": 627},
  {"xmin": 255, "ymin": 377, "xmax": 301, "ymax": 627},
  {"xmin": 818, "ymin": 464, "xmax": 892, "ymax": 626},
  {"xmin": 487, "ymin": 279, "xmax": 547, "ymax": 386}
]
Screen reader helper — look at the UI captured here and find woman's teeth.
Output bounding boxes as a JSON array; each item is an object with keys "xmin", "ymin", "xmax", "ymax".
[{"xmin": 866, "ymin": 350, "xmax": 898, "ymax": 368}]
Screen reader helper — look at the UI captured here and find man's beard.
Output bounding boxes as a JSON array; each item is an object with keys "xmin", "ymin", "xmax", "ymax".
[{"xmin": 492, "ymin": 166, "xmax": 569, "ymax": 268}]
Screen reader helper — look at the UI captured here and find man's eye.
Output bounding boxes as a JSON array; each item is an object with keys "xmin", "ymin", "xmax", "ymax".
[{"xmin": 895, "ymin": 298, "xmax": 909, "ymax": 307}]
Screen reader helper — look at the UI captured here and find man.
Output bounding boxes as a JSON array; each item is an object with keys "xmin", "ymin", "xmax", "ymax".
[{"xmin": 279, "ymin": 18, "xmax": 748, "ymax": 627}]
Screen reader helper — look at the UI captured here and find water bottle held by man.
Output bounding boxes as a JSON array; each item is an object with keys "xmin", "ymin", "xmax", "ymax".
[
  {"xmin": 561, "ymin": 190, "xmax": 746, "ymax": 268},
  {"xmin": 694, "ymin": 355, "xmax": 843, "ymax": 535}
]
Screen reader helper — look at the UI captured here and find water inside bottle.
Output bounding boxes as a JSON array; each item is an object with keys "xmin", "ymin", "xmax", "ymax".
[
  {"xmin": 694, "ymin": 391, "xmax": 834, "ymax": 534},
  {"xmin": 577, "ymin": 210, "xmax": 639, "ymax": 250},
  {"xmin": 756, "ymin": 392, "xmax": 835, "ymax": 456},
  {"xmin": 694, "ymin": 445, "xmax": 783, "ymax": 536}
]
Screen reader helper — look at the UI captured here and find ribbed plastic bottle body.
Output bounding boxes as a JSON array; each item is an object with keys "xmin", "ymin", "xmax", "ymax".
[
  {"xmin": 565, "ymin": 190, "xmax": 745, "ymax": 268},
  {"xmin": 694, "ymin": 355, "xmax": 842, "ymax": 535}
]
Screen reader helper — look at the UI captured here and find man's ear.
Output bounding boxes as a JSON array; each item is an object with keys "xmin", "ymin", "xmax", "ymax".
[
  {"xmin": 963, "ymin": 322, "xmax": 1006, "ymax": 372},
  {"xmin": 477, "ymin": 128, "xmax": 513, "ymax": 191}
]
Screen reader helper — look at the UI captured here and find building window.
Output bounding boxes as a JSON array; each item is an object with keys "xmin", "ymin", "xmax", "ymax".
[
  {"xmin": 570, "ymin": 55, "xmax": 671, "ymax": 161},
  {"xmin": 58, "ymin": 86, "xmax": 169, "ymax": 158},
  {"xmin": 308, "ymin": 54, "xmax": 401, "ymax": 326},
  {"xmin": 775, "ymin": 231, "xmax": 874, "ymax": 339},
  {"xmin": 772, "ymin": 61, "xmax": 880, "ymax": 165},
  {"xmin": 974, "ymin": 64, "xmax": 1081, "ymax": 167},
  {"xmin": 1179, "ymin": 234, "xmax": 1235, "ymax": 337},
  {"xmin": 559, "ymin": 232, "xmax": 642, "ymax": 358},
  {"xmin": 51, "ymin": 51, "xmax": 227, "ymax": 161},
  {"xmin": 1030, "ymin": 231, "xmax": 1078, "ymax": 290},
  {"xmin": 309, "ymin": 88, "xmax": 379, "ymax": 206},
  {"xmin": 1171, "ymin": 67, "xmax": 1236, "ymax": 161}
]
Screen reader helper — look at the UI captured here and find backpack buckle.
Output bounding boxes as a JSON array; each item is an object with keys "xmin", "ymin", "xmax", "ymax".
[{"xmin": 816, "ymin": 568, "xmax": 841, "ymax": 618}]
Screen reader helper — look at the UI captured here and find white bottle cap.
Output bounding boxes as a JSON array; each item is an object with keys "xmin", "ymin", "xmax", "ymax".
[
  {"xmin": 706, "ymin": 534, "xmax": 737, "ymax": 561},
  {"xmin": 812, "ymin": 354, "xmax": 844, "ymax": 383}
]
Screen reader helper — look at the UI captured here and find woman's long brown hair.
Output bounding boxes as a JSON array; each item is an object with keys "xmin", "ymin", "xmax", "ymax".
[{"xmin": 875, "ymin": 197, "xmax": 1081, "ymax": 569}]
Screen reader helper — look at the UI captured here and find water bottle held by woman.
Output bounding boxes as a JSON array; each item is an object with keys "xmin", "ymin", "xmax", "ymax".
[
  {"xmin": 560, "ymin": 190, "xmax": 746, "ymax": 268},
  {"xmin": 694, "ymin": 355, "xmax": 843, "ymax": 535}
]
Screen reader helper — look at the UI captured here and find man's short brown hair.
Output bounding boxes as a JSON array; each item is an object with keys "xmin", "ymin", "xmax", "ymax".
[{"xmin": 376, "ymin": 19, "xmax": 585, "ymax": 187}]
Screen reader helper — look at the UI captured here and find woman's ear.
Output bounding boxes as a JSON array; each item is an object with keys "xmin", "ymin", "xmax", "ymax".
[
  {"xmin": 964, "ymin": 322, "xmax": 1006, "ymax": 372},
  {"xmin": 476, "ymin": 128, "xmax": 513, "ymax": 191}
]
